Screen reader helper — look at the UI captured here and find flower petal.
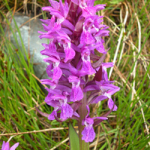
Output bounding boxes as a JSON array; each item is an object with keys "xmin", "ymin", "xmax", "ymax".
[
  {"xmin": 81, "ymin": 47, "xmax": 95, "ymax": 75},
  {"xmin": 93, "ymin": 117, "xmax": 108, "ymax": 126},
  {"xmin": 49, "ymin": 0, "xmax": 60, "ymax": 10},
  {"xmin": 60, "ymin": 104, "xmax": 73, "ymax": 120},
  {"xmin": 82, "ymin": 61, "xmax": 96, "ymax": 75},
  {"xmin": 80, "ymin": 30, "xmax": 95, "ymax": 45},
  {"xmin": 2, "ymin": 141, "xmax": 9, "ymax": 150},
  {"xmin": 10, "ymin": 143, "xmax": 19, "ymax": 150},
  {"xmin": 53, "ymin": 66, "xmax": 62, "ymax": 81},
  {"xmin": 91, "ymin": 95, "xmax": 107, "ymax": 104},
  {"xmin": 70, "ymin": 86, "xmax": 83, "ymax": 101},
  {"xmin": 41, "ymin": 79, "xmax": 57, "ymax": 89},
  {"xmin": 48, "ymin": 110, "xmax": 57, "ymax": 120},
  {"xmin": 108, "ymin": 98, "xmax": 117, "ymax": 111},
  {"xmin": 82, "ymin": 126, "xmax": 95, "ymax": 142},
  {"xmin": 68, "ymin": 75, "xmax": 83, "ymax": 101},
  {"xmin": 64, "ymin": 46, "xmax": 75, "ymax": 62}
]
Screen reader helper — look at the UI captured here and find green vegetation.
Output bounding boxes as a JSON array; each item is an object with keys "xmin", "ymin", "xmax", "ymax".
[{"xmin": 0, "ymin": 0, "xmax": 150, "ymax": 149}]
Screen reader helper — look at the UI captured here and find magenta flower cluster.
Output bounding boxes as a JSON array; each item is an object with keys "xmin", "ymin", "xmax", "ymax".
[{"xmin": 39, "ymin": 0, "xmax": 120, "ymax": 142}]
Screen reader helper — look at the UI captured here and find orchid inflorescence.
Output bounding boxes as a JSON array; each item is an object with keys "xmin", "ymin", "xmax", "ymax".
[{"xmin": 38, "ymin": 0, "xmax": 120, "ymax": 143}]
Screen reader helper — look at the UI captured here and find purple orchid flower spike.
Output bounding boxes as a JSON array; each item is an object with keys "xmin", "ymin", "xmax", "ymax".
[
  {"xmin": 38, "ymin": 0, "xmax": 120, "ymax": 146},
  {"xmin": 1, "ymin": 141, "xmax": 19, "ymax": 150}
]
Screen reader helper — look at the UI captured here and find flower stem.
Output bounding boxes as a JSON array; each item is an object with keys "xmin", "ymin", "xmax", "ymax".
[{"xmin": 78, "ymin": 93, "xmax": 89, "ymax": 150}]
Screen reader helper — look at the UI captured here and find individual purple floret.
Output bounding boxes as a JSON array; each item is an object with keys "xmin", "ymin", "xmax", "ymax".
[
  {"xmin": 81, "ymin": 106, "xmax": 107, "ymax": 142},
  {"xmin": 38, "ymin": 0, "xmax": 120, "ymax": 143},
  {"xmin": 1, "ymin": 141, "xmax": 19, "ymax": 150}
]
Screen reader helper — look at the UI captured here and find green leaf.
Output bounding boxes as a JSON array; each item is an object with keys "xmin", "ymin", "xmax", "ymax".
[{"xmin": 69, "ymin": 123, "xmax": 80, "ymax": 150}]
